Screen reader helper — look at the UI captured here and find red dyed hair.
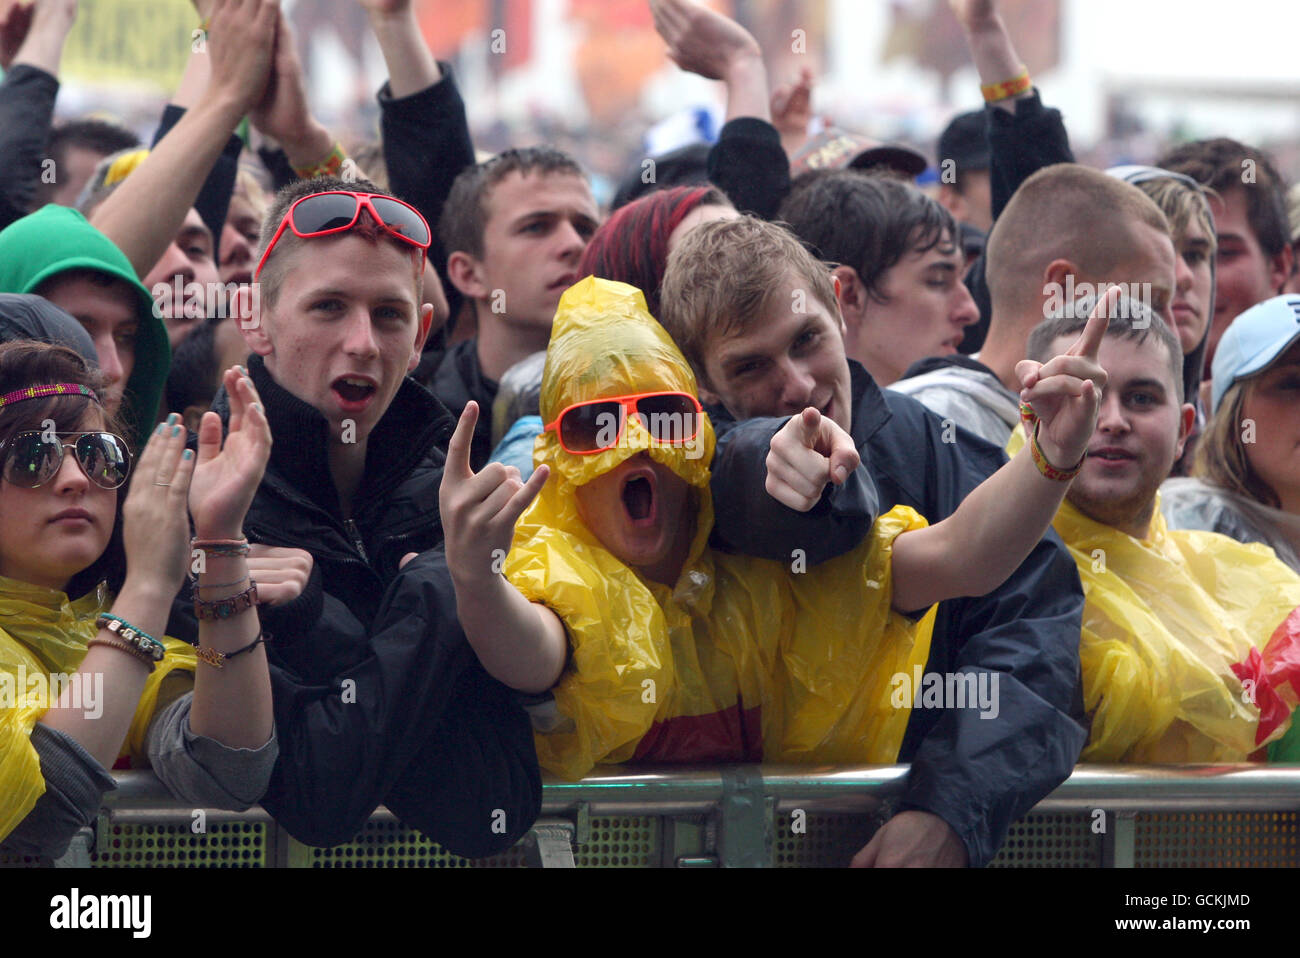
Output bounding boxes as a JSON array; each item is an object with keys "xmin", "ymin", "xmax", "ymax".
[{"xmin": 577, "ymin": 185, "xmax": 729, "ymax": 319}]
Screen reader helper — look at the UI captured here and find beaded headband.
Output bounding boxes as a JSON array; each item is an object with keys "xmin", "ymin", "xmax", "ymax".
[{"xmin": 0, "ymin": 383, "xmax": 100, "ymax": 411}]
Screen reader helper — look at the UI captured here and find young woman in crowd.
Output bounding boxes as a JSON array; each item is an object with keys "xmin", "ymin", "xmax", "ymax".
[
  {"xmin": 1162, "ymin": 294, "xmax": 1300, "ymax": 572},
  {"xmin": 0, "ymin": 340, "xmax": 274, "ymax": 858}
]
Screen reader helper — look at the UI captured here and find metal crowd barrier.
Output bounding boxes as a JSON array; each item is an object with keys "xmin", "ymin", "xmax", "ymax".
[{"xmin": 6, "ymin": 764, "xmax": 1299, "ymax": 868}]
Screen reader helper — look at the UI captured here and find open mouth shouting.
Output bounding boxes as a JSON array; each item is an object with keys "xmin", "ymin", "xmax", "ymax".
[
  {"xmin": 331, "ymin": 374, "xmax": 379, "ymax": 413},
  {"xmin": 621, "ymin": 465, "xmax": 658, "ymax": 528}
]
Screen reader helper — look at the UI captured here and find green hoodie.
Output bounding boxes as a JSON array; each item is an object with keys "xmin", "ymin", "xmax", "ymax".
[{"xmin": 0, "ymin": 205, "xmax": 169, "ymax": 447}]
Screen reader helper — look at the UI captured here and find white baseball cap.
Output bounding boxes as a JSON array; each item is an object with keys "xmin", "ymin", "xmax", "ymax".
[{"xmin": 1211, "ymin": 294, "xmax": 1300, "ymax": 413}]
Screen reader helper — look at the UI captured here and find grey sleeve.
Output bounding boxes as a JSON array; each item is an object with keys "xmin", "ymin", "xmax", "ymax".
[
  {"xmin": 146, "ymin": 691, "xmax": 277, "ymax": 810},
  {"xmin": 0, "ymin": 723, "xmax": 115, "ymax": 860}
]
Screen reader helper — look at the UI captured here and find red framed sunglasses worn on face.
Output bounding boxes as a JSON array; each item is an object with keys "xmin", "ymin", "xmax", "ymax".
[
  {"xmin": 254, "ymin": 191, "xmax": 432, "ymax": 280},
  {"xmin": 544, "ymin": 391, "xmax": 704, "ymax": 455}
]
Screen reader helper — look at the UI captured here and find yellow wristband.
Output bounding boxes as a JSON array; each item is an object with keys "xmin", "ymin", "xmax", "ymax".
[
  {"xmin": 292, "ymin": 141, "xmax": 348, "ymax": 181},
  {"xmin": 981, "ymin": 67, "xmax": 1032, "ymax": 103}
]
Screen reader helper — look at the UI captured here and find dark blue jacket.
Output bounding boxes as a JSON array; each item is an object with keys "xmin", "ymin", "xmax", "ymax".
[{"xmin": 708, "ymin": 361, "xmax": 1088, "ymax": 867}]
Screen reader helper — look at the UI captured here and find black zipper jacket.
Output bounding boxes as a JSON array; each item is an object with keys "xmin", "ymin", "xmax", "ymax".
[
  {"xmin": 166, "ymin": 354, "xmax": 541, "ymax": 855},
  {"xmin": 708, "ymin": 361, "xmax": 1088, "ymax": 867}
]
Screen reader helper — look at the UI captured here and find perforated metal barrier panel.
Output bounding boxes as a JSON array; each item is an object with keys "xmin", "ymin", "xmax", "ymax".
[
  {"xmin": 7, "ymin": 767, "xmax": 1300, "ymax": 867},
  {"xmin": 1133, "ymin": 812, "xmax": 1299, "ymax": 867},
  {"xmin": 774, "ymin": 812, "xmax": 877, "ymax": 867},
  {"xmin": 988, "ymin": 813, "xmax": 1101, "ymax": 868},
  {"xmin": 90, "ymin": 821, "xmax": 268, "ymax": 868}
]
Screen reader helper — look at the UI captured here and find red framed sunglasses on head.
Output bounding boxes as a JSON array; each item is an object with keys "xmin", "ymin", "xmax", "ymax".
[
  {"xmin": 254, "ymin": 191, "xmax": 432, "ymax": 279},
  {"xmin": 544, "ymin": 391, "xmax": 703, "ymax": 455}
]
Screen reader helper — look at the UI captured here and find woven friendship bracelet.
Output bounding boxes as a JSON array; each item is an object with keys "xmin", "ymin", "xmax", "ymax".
[
  {"xmin": 292, "ymin": 141, "xmax": 348, "ymax": 180},
  {"xmin": 981, "ymin": 67, "xmax": 1032, "ymax": 103},
  {"xmin": 194, "ymin": 581, "xmax": 259, "ymax": 620},
  {"xmin": 0, "ymin": 383, "xmax": 99, "ymax": 410},
  {"xmin": 1027, "ymin": 421, "xmax": 1084, "ymax": 481},
  {"xmin": 192, "ymin": 537, "xmax": 251, "ymax": 558},
  {"xmin": 194, "ymin": 630, "xmax": 269, "ymax": 670}
]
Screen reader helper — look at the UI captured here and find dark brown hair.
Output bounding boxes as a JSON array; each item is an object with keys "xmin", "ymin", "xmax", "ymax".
[{"xmin": 0, "ymin": 340, "xmax": 127, "ymax": 595}]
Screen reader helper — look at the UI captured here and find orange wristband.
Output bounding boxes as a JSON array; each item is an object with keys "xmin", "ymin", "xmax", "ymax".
[{"xmin": 981, "ymin": 67, "xmax": 1031, "ymax": 103}]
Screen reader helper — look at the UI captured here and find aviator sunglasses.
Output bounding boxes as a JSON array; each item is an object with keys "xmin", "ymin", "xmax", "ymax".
[
  {"xmin": 544, "ymin": 391, "xmax": 704, "ymax": 455},
  {"xmin": 0, "ymin": 431, "xmax": 131, "ymax": 490}
]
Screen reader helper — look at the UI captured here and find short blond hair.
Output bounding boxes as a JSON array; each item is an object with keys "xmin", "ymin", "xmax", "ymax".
[
  {"xmin": 1136, "ymin": 176, "xmax": 1216, "ymax": 254},
  {"xmin": 986, "ymin": 165, "xmax": 1171, "ymax": 317},
  {"xmin": 659, "ymin": 216, "xmax": 839, "ymax": 377}
]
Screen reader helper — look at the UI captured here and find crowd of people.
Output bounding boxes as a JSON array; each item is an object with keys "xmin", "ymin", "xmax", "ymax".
[{"xmin": 1, "ymin": 0, "xmax": 1299, "ymax": 869}]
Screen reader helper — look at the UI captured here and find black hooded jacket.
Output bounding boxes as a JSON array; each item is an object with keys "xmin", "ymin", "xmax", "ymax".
[
  {"xmin": 166, "ymin": 354, "xmax": 541, "ymax": 855},
  {"xmin": 708, "ymin": 361, "xmax": 1088, "ymax": 867}
]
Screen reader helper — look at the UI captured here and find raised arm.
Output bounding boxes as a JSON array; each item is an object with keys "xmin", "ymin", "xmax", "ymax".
[
  {"xmin": 650, "ymin": 0, "xmax": 789, "ymax": 219},
  {"xmin": 0, "ymin": 0, "xmax": 77, "ymax": 229},
  {"xmin": 89, "ymin": 0, "xmax": 276, "ymax": 277},
  {"xmin": 650, "ymin": 0, "xmax": 769, "ymax": 123},
  {"xmin": 890, "ymin": 288, "xmax": 1112, "ymax": 612},
  {"xmin": 950, "ymin": 0, "xmax": 1075, "ymax": 345},
  {"xmin": 184, "ymin": 366, "xmax": 273, "ymax": 748},
  {"xmin": 362, "ymin": 0, "xmax": 440, "ymax": 96},
  {"xmin": 247, "ymin": 7, "xmax": 338, "ymax": 176},
  {"xmin": 440, "ymin": 402, "xmax": 566, "ymax": 694},
  {"xmin": 37, "ymin": 422, "xmax": 197, "ymax": 766},
  {"xmin": 363, "ymin": 0, "xmax": 473, "ymax": 325}
]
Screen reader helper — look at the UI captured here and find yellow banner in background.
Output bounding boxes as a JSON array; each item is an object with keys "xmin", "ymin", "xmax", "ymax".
[{"xmin": 60, "ymin": 0, "xmax": 194, "ymax": 91}]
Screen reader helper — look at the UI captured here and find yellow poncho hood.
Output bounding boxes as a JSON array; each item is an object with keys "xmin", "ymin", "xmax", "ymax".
[{"xmin": 506, "ymin": 277, "xmax": 934, "ymax": 780}]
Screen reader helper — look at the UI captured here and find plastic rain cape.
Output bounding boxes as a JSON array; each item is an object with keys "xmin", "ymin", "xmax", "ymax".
[
  {"xmin": 0, "ymin": 575, "xmax": 196, "ymax": 844},
  {"xmin": 504, "ymin": 277, "xmax": 935, "ymax": 780},
  {"xmin": 1007, "ymin": 427, "xmax": 1300, "ymax": 762}
]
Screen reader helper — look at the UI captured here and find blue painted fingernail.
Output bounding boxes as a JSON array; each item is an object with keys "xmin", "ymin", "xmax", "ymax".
[
  {"xmin": 183, "ymin": 449, "xmax": 193, "ymax": 461},
  {"xmin": 172, "ymin": 425, "xmax": 181, "ymax": 436},
  {"xmin": 155, "ymin": 423, "xmax": 164, "ymax": 435},
  {"xmin": 166, "ymin": 413, "xmax": 179, "ymax": 425}
]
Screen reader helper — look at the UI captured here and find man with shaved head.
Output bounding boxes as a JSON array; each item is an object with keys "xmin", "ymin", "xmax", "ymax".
[{"xmin": 893, "ymin": 164, "xmax": 1178, "ymax": 446}]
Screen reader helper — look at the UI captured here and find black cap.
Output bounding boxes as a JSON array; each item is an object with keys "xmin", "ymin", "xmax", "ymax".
[
  {"xmin": 0, "ymin": 294, "xmax": 98, "ymax": 364},
  {"xmin": 937, "ymin": 110, "xmax": 990, "ymax": 172},
  {"xmin": 611, "ymin": 143, "xmax": 712, "ymax": 212}
]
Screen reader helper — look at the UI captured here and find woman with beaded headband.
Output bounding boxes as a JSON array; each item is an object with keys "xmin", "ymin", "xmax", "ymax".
[{"xmin": 0, "ymin": 340, "xmax": 276, "ymax": 859}]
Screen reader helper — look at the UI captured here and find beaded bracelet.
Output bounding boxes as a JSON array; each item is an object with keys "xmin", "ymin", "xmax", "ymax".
[
  {"xmin": 981, "ymin": 67, "xmax": 1032, "ymax": 103},
  {"xmin": 194, "ymin": 581, "xmax": 259, "ymax": 620},
  {"xmin": 88, "ymin": 636, "xmax": 156, "ymax": 672},
  {"xmin": 194, "ymin": 631, "xmax": 269, "ymax": 670},
  {"xmin": 96, "ymin": 614, "xmax": 166, "ymax": 662}
]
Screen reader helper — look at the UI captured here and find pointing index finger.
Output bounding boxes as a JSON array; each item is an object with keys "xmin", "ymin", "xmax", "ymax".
[
  {"xmin": 1071, "ymin": 284, "xmax": 1120, "ymax": 360},
  {"xmin": 446, "ymin": 401, "xmax": 478, "ymax": 482},
  {"xmin": 797, "ymin": 406, "xmax": 822, "ymax": 448}
]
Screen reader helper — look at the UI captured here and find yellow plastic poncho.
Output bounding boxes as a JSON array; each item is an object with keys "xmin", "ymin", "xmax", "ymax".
[
  {"xmin": 504, "ymin": 277, "xmax": 935, "ymax": 781},
  {"xmin": 0, "ymin": 575, "xmax": 196, "ymax": 843},
  {"xmin": 1007, "ymin": 427, "xmax": 1300, "ymax": 762}
]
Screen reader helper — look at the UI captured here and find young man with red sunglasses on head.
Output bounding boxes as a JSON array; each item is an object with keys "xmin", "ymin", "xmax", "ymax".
[{"xmin": 164, "ymin": 175, "xmax": 542, "ymax": 856}]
